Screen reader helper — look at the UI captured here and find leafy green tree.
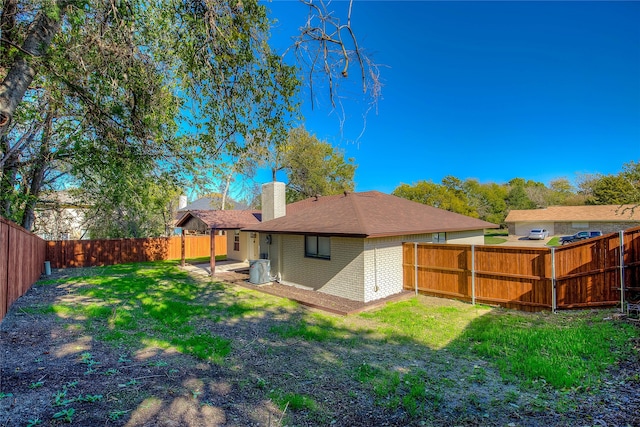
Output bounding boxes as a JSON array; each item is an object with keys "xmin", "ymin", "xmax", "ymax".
[
  {"xmin": 505, "ymin": 178, "xmax": 536, "ymax": 210},
  {"xmin": 0, "ymin": 1, "xmax": 376, "ymax": 235},
  {"xmin": 0, "ymin": 0, "xmax": 298, "ymax": 234},
  {"xmin": 280, "ymin": 127, "xmax": 356, "ymax": 202},
  {"xmin": 393, "ymin": 178, "xmax": 478, "ymax": 217},
  {"xmin": 463, "ymin": 180, "xmax": 508, "ymax": 225},
  {"xmin": 393, "ymin": 181, "xmax": 447, "ymax": 209},
  {"xmin": 587, "ymin": 175, "xmax": 638, "ymax": 205}
]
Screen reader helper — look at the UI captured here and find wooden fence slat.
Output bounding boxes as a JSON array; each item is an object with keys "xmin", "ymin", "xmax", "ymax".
[
  {"xmin": 0, "ymin": 220, "xmax": 8, "ymax": 321},
  {"xmin": 404, "ymin": 226, "xmax": 640, "ymax": 312},
  {"xmin": 45, "ymin": 234, "xmax": 227, "ymax": 269},
  {"xmin": 0, "ymin": 217, "xmax": 46, "ymax": 322}
]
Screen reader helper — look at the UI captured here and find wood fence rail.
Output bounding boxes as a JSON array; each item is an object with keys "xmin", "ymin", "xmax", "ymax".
[
  {"xmin": 1, "ymin": 217, "xmax": 46, "ymax": 322},
  {"xmin": 403, "ymin": 226, "xmax": 640, "ymax": 312},
  {"xmin": 46, "ymin": 235, "xmax": 226, "ymax": 269}
]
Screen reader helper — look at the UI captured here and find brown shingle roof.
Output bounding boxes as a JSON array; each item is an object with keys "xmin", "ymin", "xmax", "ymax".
[
  {"xmin": 505, "ymin": 205, "xmax": 640, "ymax": 223},
  {"xmin": 244, "ymin": 191, "xmax": 497, "ymax": 238},
  {"xmin": 175, "ymin": 210, "xmax": 261, "ymax": 229}
]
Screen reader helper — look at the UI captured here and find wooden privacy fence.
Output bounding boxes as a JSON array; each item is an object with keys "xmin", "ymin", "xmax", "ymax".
[
  {"xmin": 46, "ymin": 234, "xmax": 227, "ymax": 269},
  {"xmin": 403, "ymin": 226, "xmax": 640, "ymax": 312},
  {"xmin": 1, "ymin": 217, "xmax": 46, "ymax": 322}
]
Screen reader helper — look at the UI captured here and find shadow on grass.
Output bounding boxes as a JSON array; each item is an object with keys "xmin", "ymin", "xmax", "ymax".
[{"xmin": 1, "ymin": 260, "xmax": 638, "ymax": 426}]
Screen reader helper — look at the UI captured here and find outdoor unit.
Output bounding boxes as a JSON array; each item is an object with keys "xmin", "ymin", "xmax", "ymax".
[{"xmin": 249, "ymin": 259, "xmax": 271, "ymax": 285}]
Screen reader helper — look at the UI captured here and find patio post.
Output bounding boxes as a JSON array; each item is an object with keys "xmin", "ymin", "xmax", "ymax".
[{"xmin": 210, "ymin": 228, "xmax": 216, "ymax": 276}]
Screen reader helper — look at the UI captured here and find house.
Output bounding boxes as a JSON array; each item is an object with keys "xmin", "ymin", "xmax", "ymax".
[
  {"xmin": 243, "ymin": 182, "xmax": 497, "ymax": 303},
  {"xmin": 505, "ymin": 205, "xmax": 640, "ymax": 237},
  {"xmin": 175, "ymin": 209, "xmax": 262, "ymax": 262},
  {"xmin": 33, "ymin": 191, "xmax": 89, "ymax": 240}
]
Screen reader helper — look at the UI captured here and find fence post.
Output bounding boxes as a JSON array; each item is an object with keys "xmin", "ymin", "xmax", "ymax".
[
  {"xmin": 471, "ymin": 245, "xmax": 476, "ymax": 305},
  {"xmin": 619, "ymin": 230, "xmax": 625, "ymax": 313},
  {"xmin": 551, "ymin": 247, "xmax": 557, "ymax": 313},
  {"xmin": 181, "ymin": 230, "xmax": 186, "ymax": 267},
  {"xmin": 414, "ymin": 242, "xmax": 418, "ymax": 296}
]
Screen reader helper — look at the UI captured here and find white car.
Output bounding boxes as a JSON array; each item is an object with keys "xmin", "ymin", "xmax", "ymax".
[{"xmin": 528, "ymin": 229, "xmax": 549, "ymax": 240}]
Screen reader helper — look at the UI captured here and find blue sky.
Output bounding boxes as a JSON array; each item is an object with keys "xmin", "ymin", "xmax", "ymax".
[{"xmin": 254, "ymin": 0, "xmax": 640, "ymax": 194}]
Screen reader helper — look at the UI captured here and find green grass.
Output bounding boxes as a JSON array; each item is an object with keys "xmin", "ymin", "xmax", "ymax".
[
  {"xmin": 38, "ymin": 261, "xmax": 244, "ymax": 363},
  {"xmin": 547, "ymin": 236, "xmax": 561, "ymax": 246},
  {"xmin": 360, "ymin": 298, "xmax": 493, "ymax": 349},
  {"xmin": 364, "ymin": 299, "xmax": 638, "ymax": 389},
  {"xmin": 269, "ymin": 390, "xmax": 318, "ymax": 412},
  {"xmin": 484, "ymin": 229, "xmax": 509, "ymax": 244},
  {"xmin": 453, "ymin": 311, "xmax": 638, "ymax": 388},
  {"xmin": 354, "ymin": 364, "xmax": 442, "ymax": 417},
  {"xmin": 269, "ymin": 313, "xmax": 348, "ymax": 342},
  {"xmin": 36, "ymin": 261, "xmax": 639, "ymax": 396},
  {"xmin": 485, "ymin": 235, "xmax": 508, "ymax": 244}
]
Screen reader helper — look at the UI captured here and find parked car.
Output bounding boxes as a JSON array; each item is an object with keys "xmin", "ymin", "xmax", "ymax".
[
  {"xmin": 560, "ymin": 230, "xmax": 603, "ymax": 245},
  {"xmin": 528, "ymin": 229, "xmax": 549, "ymax": 240}
]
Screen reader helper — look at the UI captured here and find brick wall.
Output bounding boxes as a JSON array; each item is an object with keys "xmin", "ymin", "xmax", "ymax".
[
  {"xmin": 278, "ymin": 235, "xmax": 365, "ymax": 301},
  {"xmin": 363, "ymin": 234, "xmax": 432, "ymax": 303},
  {"xmin": 554, "ymin": 221, "xmax": 639, "ymax": 236},
  {"xmin": 446, "ymin": 229, "xmax": 486, "ymax": 245}
]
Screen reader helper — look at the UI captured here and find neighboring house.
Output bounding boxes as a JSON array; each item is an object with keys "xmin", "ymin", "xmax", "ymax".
[
  {"xmin": 505, "ymin": 205, "xmax": 640, "ymax": 237},
  {"xmin": 244, "ymin": 182, "xmax": 497, "ymax": 303},
  {"xmin": 33, "ymin": 191, "xmax": 89, "ymax": 240},
  {"xmin": 175, "ymin": 209, "xmax": 262, "ymax": 262}
]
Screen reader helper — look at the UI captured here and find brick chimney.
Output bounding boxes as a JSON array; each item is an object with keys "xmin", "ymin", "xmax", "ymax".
[{"xmin": 261, "ymin": 182, "xmax": 286, "ymax": 222}]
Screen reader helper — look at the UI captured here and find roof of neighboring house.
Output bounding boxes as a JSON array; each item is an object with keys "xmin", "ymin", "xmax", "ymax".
[
  {"xmin": 175, "ymin": 210, "xmax": 261, "ymax": 230},
  {"xmin": 36, "ymin": 190, "xmax": 90, "ymax": 209},
  {"xmin": 178, "ymin": 196, "xmax": 250, "ymax": 211},
  {"xmin": 505, "ymin": 205, "xmax": 640, "ymax": 223},
  {"xmin": 244, "ymin": 191, "xmax": 497, "ymax": 238}
]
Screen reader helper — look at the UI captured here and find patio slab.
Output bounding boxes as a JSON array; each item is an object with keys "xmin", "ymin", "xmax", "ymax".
[{"xmin": 181, "ymin": 261, "xmax": 412, "ymax": 315}]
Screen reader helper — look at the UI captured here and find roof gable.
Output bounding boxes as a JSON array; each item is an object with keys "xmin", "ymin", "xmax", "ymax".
[
  {"xmin": 176, "ymin": 209, "xmax": 261, "ymax": 229},
  {"xmin": 245, "ymin": 191, "xmax": 497, "ymax": 237}
]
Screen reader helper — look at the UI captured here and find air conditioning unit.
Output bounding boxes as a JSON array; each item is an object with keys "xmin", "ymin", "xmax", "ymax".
[{"xmin": 249, "ymin": 259, "xmax": 271, "ymax": 285}]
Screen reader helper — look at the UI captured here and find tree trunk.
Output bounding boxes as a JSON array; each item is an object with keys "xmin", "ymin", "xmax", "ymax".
[
  {"xmin": 221, "ymin": 173, "xmax": 232, "ymax": 210},
  {"xmin": 21, "ymin": 108, "xmax": 53, "ymax": 231},
  {"xmin": 0, "ymin": 1, "xmax": 66, "ymax": 133}
]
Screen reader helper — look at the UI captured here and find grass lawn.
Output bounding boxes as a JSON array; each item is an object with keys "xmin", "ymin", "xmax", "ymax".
[
  {"xmin": 547, "ymin": 236, "xmax": 561, "ymax": 246},
  {"xmin": 484, "ymin": 229, "xmax": 508, "ymax": 244},
  {"xmin": 1, "ymin": 261, "xmax": 638, "ymax": 426}
]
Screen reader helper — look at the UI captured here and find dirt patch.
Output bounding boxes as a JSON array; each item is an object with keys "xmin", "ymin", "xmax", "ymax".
[{"xmin": 1, "ymin": 266, "xmax": 639, "ymax": 426}]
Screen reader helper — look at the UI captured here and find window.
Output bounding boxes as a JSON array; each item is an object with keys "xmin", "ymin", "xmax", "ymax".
[
  {"xmin": 233, "ymin": 230, "xmax": 240, "ymax": 251},
  {"xmin": 433, "ymin": 232, "xmax": 446, "ymax": 243},
  {"xmin": 305, "ymin": 235, "xmax": 330, "ymax": 259}
]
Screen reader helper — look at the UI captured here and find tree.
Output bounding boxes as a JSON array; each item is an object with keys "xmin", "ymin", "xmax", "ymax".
[
  {"xmin": 1, "ymin": 1, "xmax": 376, "ymax": 235},
  {"xmin": 587, "ymin": 175, "xmax": 638, "ymax": 205},
  {"xmin": 292, "ymin": 0, "xmax": 381, "ymax": 112},
  {"xmin": 463, "ymin": 180, "xmax": 508, "ymax": 225},
  {"xmin": 280, "ymin": 126, "xmax": 356, "ymax": 202},
  {"xmin": 393, "ymin": 181, "xmax": 447, "ymax": 208},
  {"xmin": 0, "ymin": 0, "xmax": 298, "ymax": 233},
  {"xmin": 392, "ymin": 178, "xmax": 478, "ymax": 217}
]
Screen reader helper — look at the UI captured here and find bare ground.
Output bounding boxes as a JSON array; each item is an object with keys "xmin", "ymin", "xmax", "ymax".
[{"xmin": 1, "ymin": 266, "xmax": 639, "ymax": 427}]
